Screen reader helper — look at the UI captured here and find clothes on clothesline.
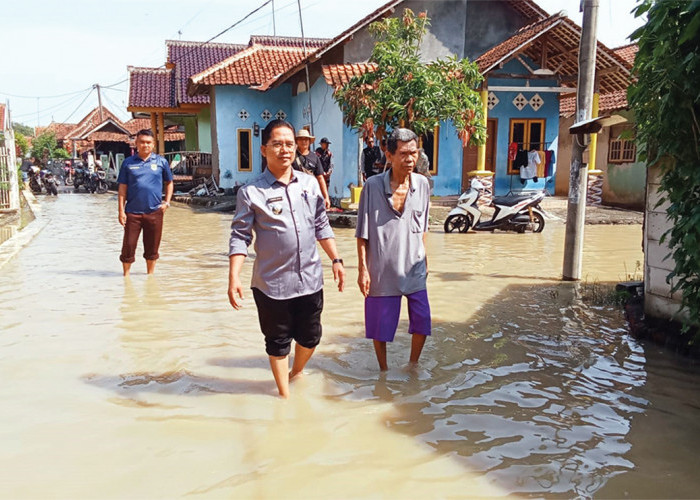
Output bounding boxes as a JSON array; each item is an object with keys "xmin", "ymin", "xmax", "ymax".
[{"xmin": 520, "ymin": 150, "xmax": 540, "ymax": 180}]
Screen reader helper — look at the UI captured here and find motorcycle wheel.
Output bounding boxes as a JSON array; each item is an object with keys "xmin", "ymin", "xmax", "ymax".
[
  {"xmin": 521, "ymin": 211, "xmax": 545, "ymax": 233},
  {"xmin": 96, "ymin": 181, "xmax": 108, "ymax": 194},
  {"xmin": 65, "ymin": 177, "xmax": 73, "ymax": 186},
  {"xmin": 444, "ymin": 213, "xmax": 472, "ymax": 233}
]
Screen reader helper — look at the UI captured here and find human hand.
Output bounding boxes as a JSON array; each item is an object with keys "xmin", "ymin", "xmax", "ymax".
[
  {"xmin": 160, "ymin": 201, "xmax": 170, "ymax": 212},
  {"xmin": 324, "ymin": 196, "xmax": 331, "ymax": 210},
  {"xmin": 332, "ymin": 261, "xmax": 345, "ymax": 292},
  {"xmin": 357, "ymin": 268, "xmax": 370, "ymax": 297},
  {"xmin": 228, "ymin": 278, "xmax": 245, "ymax": 310},
  {"xmin": 118, "ymin": 211, "xmax": 126, "ymax": 226}
]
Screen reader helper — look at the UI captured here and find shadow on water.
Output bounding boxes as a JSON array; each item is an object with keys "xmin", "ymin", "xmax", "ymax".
[{"xmin": 318, "ymin": 281, "xmax": 668, "ymax": 498}]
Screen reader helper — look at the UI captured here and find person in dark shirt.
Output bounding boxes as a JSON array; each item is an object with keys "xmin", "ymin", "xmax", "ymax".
[
  {"xmin": 294, "ymin": 129, "xmax": 330, "ymax": 209},
  {"xmin": 315, "ymin": 137, "xmax": 334, "ymax": 187},
  {"xmin": 362, "ymin": 136, "xmax": 382, "ymax": 180}
]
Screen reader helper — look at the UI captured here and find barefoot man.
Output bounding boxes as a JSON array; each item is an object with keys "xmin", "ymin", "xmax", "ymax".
[
  {"xmin": 228, "ymin": 120, "xmax": 345, "ymax": 398},
  {"xmin": 356, "ymin": 128, "xmax": 431, "ymax": 371}
]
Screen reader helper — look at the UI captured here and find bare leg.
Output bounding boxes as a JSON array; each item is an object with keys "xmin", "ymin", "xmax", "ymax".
[
  {"xmin": 146, "ymin": 259, "xmax": 157, "ymax": 274},
  {"xmin": 269, "ymin": 355, "xmax": 290, "ymax": 398},
  {"xmin": 122, "ymin": 262, "xmax": 132, "ymax": 277},
  {"xmin": 373, "ymin": 340, "xmax": 388, "ymax": 371},
  {"xmin": 409, "ymin": 333, "xmax": 427, "ymax": 365},
  {"xmin": 289, "ymin": 343, "xmax": 315, "ymax": 381}
]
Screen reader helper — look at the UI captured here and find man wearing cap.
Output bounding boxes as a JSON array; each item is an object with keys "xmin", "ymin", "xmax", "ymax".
[
  {"xmin": 315, "ymin": 137, "xmax": 334, "ymax": 188},
  {"xmin": 294, "ymin": 129, "xmax": 330, "ymax": 209}
]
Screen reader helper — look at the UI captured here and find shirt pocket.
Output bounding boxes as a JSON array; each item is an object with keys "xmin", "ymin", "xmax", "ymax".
[{"xmin": 410, "ymin": 209, "xmax": 424, "ymax": 233}]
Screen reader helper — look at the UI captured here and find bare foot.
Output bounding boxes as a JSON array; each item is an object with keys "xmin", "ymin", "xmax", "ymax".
[
  {"xmin": 403, "ymin": 361, "xmax": 419, "ymax": 373},
  {"xmin": 289, "ymin": 370, "xmax": 304, "ymax": 383}
]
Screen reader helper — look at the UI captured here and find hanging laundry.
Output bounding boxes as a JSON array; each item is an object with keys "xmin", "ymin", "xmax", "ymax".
[
  {"xmin": 520, "ymin": 149, "xmax": 540, "ymax": 180},
  {"xmin": 536, "ymin": 150, "xmax": 546, "ymax": 178},
  {"xmin": 545, "ymin": 150, "xmax": 555, "ymax": 177},
  {"xmin": 508, "ymin": 142, "xmax": 518, "ymax": 161}
]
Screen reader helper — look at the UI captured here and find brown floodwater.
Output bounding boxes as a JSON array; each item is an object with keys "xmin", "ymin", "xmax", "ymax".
[{"xmin": 1, "ymin": 193, "xmax": 699, "ymax": 498}]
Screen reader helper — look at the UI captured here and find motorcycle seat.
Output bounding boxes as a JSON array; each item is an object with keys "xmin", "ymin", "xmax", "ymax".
[{"xmin": 492, "ymin": 195, "xmax": 534, "ymax": 207}]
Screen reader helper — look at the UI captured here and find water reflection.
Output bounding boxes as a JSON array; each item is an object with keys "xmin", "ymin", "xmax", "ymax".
[{"xmin": 1, "ymin": 194, "xmax": 699, "ymax": 498}]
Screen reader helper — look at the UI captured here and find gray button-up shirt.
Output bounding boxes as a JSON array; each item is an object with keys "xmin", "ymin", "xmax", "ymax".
[
  {"xmin": 229, "ymin": 169, "xmax": 335, "ymax": 299},
  {"xmin": 355, "ymin": 169, "xmax": 430, "ymax": 296}
]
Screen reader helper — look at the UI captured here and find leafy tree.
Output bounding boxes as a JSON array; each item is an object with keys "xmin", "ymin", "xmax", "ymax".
[
  {"xmin": 12, "ymin": 122, "xmax": 34, "ymax": 137},
  {"xmin": 629, "ymin": 0, "xmax": 700, "ymax": 329},
  {"xmin": 15, "ymin": 132, "xmax": 29, "ymax": 158},
  {"xmin": 30, "ymin": 131, "xmax": 60, "ymax": 165},
  {"xmin": 333, "ymin": 9, "xmax": 485, "ymax": 146}
]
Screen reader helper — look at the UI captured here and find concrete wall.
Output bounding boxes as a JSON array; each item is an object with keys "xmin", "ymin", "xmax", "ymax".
[
  {"xmin": 644, "ymin": 162, "xmax": 685, "ymax": 321},
  {"xmin": 183, "ymin": 116, "xmax": 198, "ymax": 151},
  {"xmin": 198, "ymin": 107, "xmax": 212, "ymax": 153}
]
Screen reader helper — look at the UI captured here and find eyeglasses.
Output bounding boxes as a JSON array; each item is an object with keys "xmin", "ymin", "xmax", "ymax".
[{"xmin": 265, "ymin": 141, "xmax": 296, "ymax": 151}]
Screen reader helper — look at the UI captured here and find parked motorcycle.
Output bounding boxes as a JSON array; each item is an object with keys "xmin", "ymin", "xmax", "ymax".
[
  {"xmin": 444, "ymin": 178, "xmax": 546, "ymax": 234},
  {"xmin": 42, "ymin": 169, "xmax": 59, "ymax": 196},
  {"xmin": 64, "ymin": 161, "xmax": 74, "ymax": 186},
  {"xmin": 89, "ymin": 167, "xmax": 109, "ymax": 194},
  {"xmin": 73, "ymin": 162, "xmax": 90, "ymax": 192}
]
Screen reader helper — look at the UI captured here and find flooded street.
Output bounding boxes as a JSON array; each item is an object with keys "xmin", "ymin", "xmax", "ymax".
[{"xmin": 1, "ymin": 193, "xmax": 699, "ymax": 498}]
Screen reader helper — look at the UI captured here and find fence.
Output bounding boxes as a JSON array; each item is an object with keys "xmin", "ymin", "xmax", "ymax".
[{"xmin": 0, "ymin": 132, "xmax": 20, "ymax": 211}]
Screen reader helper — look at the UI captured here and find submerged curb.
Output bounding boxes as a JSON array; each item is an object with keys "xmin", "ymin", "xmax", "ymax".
[{"xmin": 0, "ymin": 190, "xmax": 48, "ymax": 270}]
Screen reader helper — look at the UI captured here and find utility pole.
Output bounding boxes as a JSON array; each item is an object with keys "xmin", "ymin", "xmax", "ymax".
[
  {"xmin": 562, "ymin": 0, "xmax": 599, "ymax": 281},
  {"xmin": 94, "ymin": 84, "xmax": 104, "ymax": 121},
  {"xmin": 297, "ymin": 0, "xmax": 314, "ymax": 135}
]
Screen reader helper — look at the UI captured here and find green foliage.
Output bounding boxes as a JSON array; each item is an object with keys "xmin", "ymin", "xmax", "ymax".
[
  {"xmin": 53, "ymin": 148, "xmax": 70, "ymax": 159},
  {"xmin": 629, "ymin": 0, "xmax": 700, "ymax": 328},
  {"xmin": 30, "ymin": 131, "xmax": 59, "ymax": 165},
  {"xmin": 15, "ymin": 133, "xmax": 29, "ymax": 158},
  {"xmin": 333, "ymin": 9, "xmax": 486, "ymax": 146},
  {"xmin": 12, "ymin": 122, "xmax": 34, "ymax": 137}
]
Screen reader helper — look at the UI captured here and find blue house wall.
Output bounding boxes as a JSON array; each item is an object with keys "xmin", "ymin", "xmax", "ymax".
[{"xmin": 486, "ymin": 58, "xmax": 560, "ymax": 196}]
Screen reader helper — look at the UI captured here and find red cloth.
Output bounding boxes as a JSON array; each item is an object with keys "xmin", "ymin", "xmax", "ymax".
[{"xmin": 508, "ymin": 142, "xmax": 518, "ymax": 161}]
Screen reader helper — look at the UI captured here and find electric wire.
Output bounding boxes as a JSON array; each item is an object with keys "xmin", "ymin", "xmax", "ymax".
[
  {"xmin": 60, "ymin": 88, "xmax": 96, "ymax": 124},
  {"xmin": 11, "ymin": 89, "xmax": 94, "ymax": 121},
  {"xmin": 0, "ymin": 86, "xmax": 94, "ymax": 100}
]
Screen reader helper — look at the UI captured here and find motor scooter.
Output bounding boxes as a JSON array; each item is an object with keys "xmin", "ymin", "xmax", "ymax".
[{"xmin": 444, "ymin": 178, "xmax": 546, "ymax": 233}]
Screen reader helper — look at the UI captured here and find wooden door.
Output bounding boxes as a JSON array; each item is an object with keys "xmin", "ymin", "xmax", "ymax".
[{"xmin": 462, "ymin": 119, "xmax": 497, "ymax": 191}]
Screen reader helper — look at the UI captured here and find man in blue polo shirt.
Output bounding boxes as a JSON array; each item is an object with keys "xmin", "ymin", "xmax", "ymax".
[{"xmin": 117, "ymin": 129, "xmax": 173, "ymax": 276}]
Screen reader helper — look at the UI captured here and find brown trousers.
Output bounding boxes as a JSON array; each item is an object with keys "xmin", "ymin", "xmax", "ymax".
[{"xmin": 120, "ymin": 210, "xmax": 164, "ymax": 263}]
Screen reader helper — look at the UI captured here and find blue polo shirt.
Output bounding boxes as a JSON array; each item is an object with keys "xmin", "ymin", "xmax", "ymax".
[{"xmin": 117, "ymin": 153, "xmax": 173, "ymax": 214}]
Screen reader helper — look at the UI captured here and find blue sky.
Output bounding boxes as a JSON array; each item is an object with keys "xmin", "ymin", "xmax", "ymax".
[{"xmin": 0, "ymin": 0, "xmax": 643, "ymax": 129}]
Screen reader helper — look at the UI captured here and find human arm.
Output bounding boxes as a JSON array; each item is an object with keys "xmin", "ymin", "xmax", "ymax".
[
  {"xmin": 316, "ymin": 174, "xmax": 331, "ymax": 209},
  {"xmin": 318, "ymin": 238, "xmax": 345, "ymax": 292},
  {"xmin": 228, "ymin": 254, "xmax": 246, "ymax": 309},
  {"xmin": 118, "ymin": 183, "xmax": 127, "ymax": 226},
  {"xmin": 356, "ymin": 238, "xmax": 370, "ymax": 297},
  {"xmin": 161, "ymin": 181, "xmax": 173, "ymax": 212},
  {"xmin": 423, "ymin": 231, "xmax": 428, "ymax": 275}
]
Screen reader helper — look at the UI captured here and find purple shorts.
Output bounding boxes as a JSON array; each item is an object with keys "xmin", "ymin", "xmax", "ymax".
[{"xmin": 364, "ymin": 289, "xmax": 431, "ymax": 342}]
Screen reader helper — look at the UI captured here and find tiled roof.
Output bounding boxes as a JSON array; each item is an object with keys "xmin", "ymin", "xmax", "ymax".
[
  {"xmin": 123, "ymin": 118, "xmax": 184, "ymax": 140},
  {"xmin": 67, "ymin": 107, "xmax": 129, "ymax": 140},
  {"xmin": 189, "ymin": 43, "xmax": 323, "ymax": 94},
  {"xmin": 166, "ymin": 40, "xmax": 245, "ymax": 105},
  {"xmin": 249, "ymin": 35, "xmax": 329, "ymax": 49},
  {"xmin": 0, "ymin": 103, "xmax": 6, "ymax": 131},
  {"xmin": 559, "ymin": 89, "xmax": 629, "ymax": 117},
  {"xmin": 322, "ymin": 63, "xmax": 378, "ymax": 87},
  {"xmin": 476, "ymin": 14, "xmax": 633, "ymax": 94},
  {"xmin": 614, "ymin": 43, "xmax": 638, "ymax": 66},
  {"xmin": 36, "ymin": 122, "xmax": 78, "ymax": 140},
  {"xmin": 128, "ymin": 66, "xmax": 175, "ymax": 109}
]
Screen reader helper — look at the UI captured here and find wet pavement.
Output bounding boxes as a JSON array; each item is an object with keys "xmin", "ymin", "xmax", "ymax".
[{"xmin": 1, "ymin": 192, "xmax": 698, "ymax": 498}]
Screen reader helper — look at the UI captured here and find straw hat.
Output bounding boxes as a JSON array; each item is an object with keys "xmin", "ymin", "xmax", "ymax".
[{"xmin": 295, "ymin": 129, "xmax": 315, "ymax": 141}]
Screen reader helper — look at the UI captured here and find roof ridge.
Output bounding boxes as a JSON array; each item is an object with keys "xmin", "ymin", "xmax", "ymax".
[
  {"xmin": 128, "ymin": 66, "xmax": 171, "ymax": 74},
  {"xmin": 165, "ymin": 39, "xmax": 246, "ymax": 48}
]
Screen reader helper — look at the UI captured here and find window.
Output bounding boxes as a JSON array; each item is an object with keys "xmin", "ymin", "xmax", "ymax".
[
  {"xmin": 508, "ymin": 119, "xmax": 545, "ymax": 174},
  {"xmin": 419, "ymin": 125, "xmax": 440, "ymax": 175},
  {"xmin": 237, "ymin": 129, "xmax": 252, "ymax": 172},
  {"xmin": 608, "ymin": 138, "xmax": 636, "ymax": 163}
]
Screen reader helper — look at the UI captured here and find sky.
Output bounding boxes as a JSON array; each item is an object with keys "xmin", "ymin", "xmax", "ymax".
[{"xmin": 0, "ymin": 0, "xmax": 644, "ymax": 130}]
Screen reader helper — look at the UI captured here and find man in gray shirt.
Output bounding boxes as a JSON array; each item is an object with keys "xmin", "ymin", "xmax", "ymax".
[
  {"xmin": 228, "ymin": 120, "xmax": 345, "ymax": 398},
  {"xmin": 356, "ymin": 128, "xmax": 431, "ymax": 371}
]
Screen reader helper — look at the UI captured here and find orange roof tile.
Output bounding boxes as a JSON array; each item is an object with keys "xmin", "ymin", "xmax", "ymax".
[
  {"xmin": 322, "ymin": 63, "xmax": 378, "ymax": 88},
  {"xmin": 614, "ymin": 43, "xmax": 638, "ymax": 66},
  {"xmin": 560, "ymin": 89, "xmax": 629, "ymax": 117},
  {"xmin": 0, "ymin": 103, "xmax": 6, "ymax": 131}
]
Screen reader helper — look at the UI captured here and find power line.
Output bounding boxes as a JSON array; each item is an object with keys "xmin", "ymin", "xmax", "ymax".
[
  {"xmin": 0, "ymin": 86, "xmax": 93, "ymax": 100},
  {"xmin": 60, "ymin": 88, "xmax": 96, "ymax": 124},
  {"xmin": 11, "ymin": 89, "xmax": 93, "ymax": 120}
]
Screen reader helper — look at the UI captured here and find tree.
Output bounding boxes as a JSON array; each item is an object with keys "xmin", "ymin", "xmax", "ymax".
[
  {"xmin": 12, "ymin": 122, "xmax": 34, "ymax": 137},
  {"xmin": 30, "ymin": 131, "xmax": 66, "ymax": 165},
  {"xmin": 629, "ymin": 0, "xmax": 700, "ymax": 329},
  {"xmin": 15, "ymin": 133, "xmax": 29, "ymax": 158},
  {"xmin": 333, "ymin": 9, "xmax": 485, "ymax": 146}
]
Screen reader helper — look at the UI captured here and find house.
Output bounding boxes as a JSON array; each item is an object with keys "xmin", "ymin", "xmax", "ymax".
[
  {"xmin": 556, "ymin": 44, "xmax": 641, "ymax": 209},
  {"xmin": 180, "ymin": 0, "xmax": 633, "ymax": 201},
  {"xmin": 0, "ymin": 102, "xmax": 20, "ymax": 212}
]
